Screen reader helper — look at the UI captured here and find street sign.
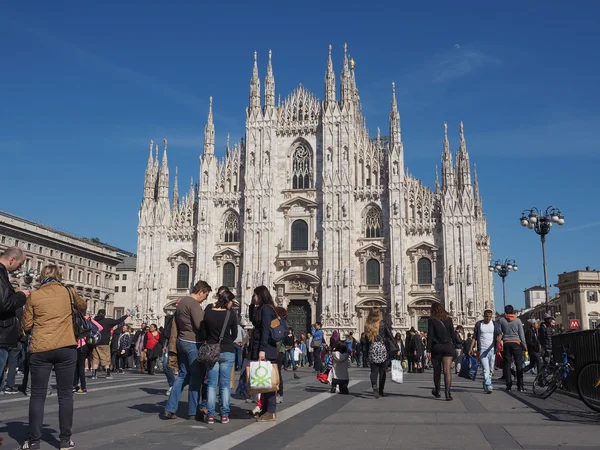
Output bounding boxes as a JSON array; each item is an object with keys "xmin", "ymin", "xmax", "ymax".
[{"xmin": 569, "ymin": 319, "xmax": 580, "ymax": 329}]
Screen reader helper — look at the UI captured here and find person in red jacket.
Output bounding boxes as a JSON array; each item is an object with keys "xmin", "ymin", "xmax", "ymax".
[{"xmin": 143, "ymin": 324, "xmax": 161, "ymax": 375}]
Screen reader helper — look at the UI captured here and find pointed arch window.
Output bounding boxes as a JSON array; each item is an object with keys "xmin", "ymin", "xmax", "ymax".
[
  {"xmin": 292, "ymin": 144, "xmax": 312, "ymax": 189},
  {"xmin": 223, "ymin": 262, "xmax": 235, "ymax": 288},
  {"xmin": 364, "ymin": 205, "xmax": 382, "ymax": 238},
  {"xmin": 223, "ymin": 211, "xmax": 240, "ymax": 242},
  {"xmin": 366, "ymin": 259, "xmax": 380, "ymax": 286},
  {"xmin": 177, "ymin": 263, "xmax": 190, "ymax": 289},
  {"xmin": 291, "ymin": 220, "xmax": 309, "ymax": 251},
  {"xmin": 417, "ymin": 258, "xmax": 432, "ymax": 285}
]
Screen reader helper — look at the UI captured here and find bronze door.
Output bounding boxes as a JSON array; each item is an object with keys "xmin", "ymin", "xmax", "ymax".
[{"xmin": 287, "ymin": 300, "xmax": 311, "ymax": 338}]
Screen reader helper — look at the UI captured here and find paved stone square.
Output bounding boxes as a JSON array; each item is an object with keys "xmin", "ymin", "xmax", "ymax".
[{"xmin": 0, "ymin": 367, "xmax": 598, "ymax": 449}]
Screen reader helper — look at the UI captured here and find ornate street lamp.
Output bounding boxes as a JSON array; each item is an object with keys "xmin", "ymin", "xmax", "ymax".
[
  {"xmin": 519, "ymin": 206, "xmax": 565, "ymax": 312},
  {"xmin": 489, "ymin": 259, "xmax": 518, "ymax": 311}
]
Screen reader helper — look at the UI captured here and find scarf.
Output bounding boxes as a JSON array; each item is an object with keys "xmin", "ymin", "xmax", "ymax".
[{"xmin": 40, "ymin": 277, "xmax": 59, "ymax": 286}]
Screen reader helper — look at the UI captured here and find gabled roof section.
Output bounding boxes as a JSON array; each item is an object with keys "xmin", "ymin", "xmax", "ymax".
[
  {"xmin": 213, "ymin": 247, "xmax": 242, "ymax": 258},
  {"xmin": 407, "ymin": 241, "xmax": 439, "ymax": 253},
  {"xmin": 279, "ymin": 196, "xmax": 318, "ymax": 210},
  {"xmin": 167, "ymin": 248, "xmax": 195, "ymax": 260},
  {"xmin": 277, "ymin": 84, "xmax": 321, "ymax": 134},
  {"xmin": 357, "ymin": 241, "xmax": 387, "ymax": 254}
]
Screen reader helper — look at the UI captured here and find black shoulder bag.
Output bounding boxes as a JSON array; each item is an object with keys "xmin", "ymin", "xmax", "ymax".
[
  {"xmin": 66, "ymin": 286, "xmax": 91, "ymax": 340},
  {"xmin": 197, "ymin": 310, "xmax": 231, "ymax": 366}
]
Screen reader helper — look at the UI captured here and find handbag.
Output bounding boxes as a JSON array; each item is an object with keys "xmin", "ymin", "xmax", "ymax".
[
  {"xmin": 65, "ymin": 287, "xmax": 91, "ymax": 340},
  {"xmin": 148, "ymin": 333, "xmax": 163, "ymax": 359},
  {"xmin": 197, "ymin": 310, "xmax": 231, "ymax": 366},
  {"xmin": 246, "ymin": 361, "xmax": 280, "ymax": 394}
]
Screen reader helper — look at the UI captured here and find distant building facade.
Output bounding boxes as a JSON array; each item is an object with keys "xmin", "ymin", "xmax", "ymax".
[
  {"xmin": 555, "ymin": 267, "xmax": 600, "ymax": 330},
  {"xmin": 524, "ymin": 286, "xmax": 546, "ymax": 309},
  {"xmin": 0, "ymin": 211, "xmax": 130, "ymax": 317},
  {"xmin": 113, "ymin": 255, "xmax": 137, "ymax": 322}
]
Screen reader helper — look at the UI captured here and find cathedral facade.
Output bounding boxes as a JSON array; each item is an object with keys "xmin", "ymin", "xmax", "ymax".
[{"xmin": 135, "ymin": 45, "xmax": 494, "ymax": 336}]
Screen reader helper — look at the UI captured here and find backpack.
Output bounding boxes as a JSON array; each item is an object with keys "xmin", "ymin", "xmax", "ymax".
[
  {"xmin": 267, "ymin": 306, "xmax": 287, "ymax": 342},
  {"xmin": 368, "ymin": 336, "xmax": 388, "ymax": 364},
  {"xmin": 86, "ymin": 319, "xmax": 101, "ymax": 346}
]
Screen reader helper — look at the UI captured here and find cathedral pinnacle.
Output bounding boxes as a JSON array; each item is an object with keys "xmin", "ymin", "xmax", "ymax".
[
  {"xmin": 173, "ymin": 166, "xmax": 179, "ymax": 209},
  {"xmin": 226, "ymin": 133, "xmax": 230, "ymax": 158},
  {"xmin": 147, "ymin": 140, "xmax": 154, "ymax": 168},
  {"xmin": 204, "ymin": 97, "xmax": 215, "ymax": 155},
  {"xmin": 264, "ymin": 50, "xmax": 275, "ymax": 108},
  {"xmin": 249, "ymin": 51, "xmax": 261, "ymax": 111},
  {"xmin": 441, "ymin": 122, "xmax": 454, "ymax": 190},
  {"xmin": 389, "ymin": 81, "xmax": 401, "ymax": 147},
  {"xmin": 325, "ymin": 44, "xmax": 336, "ymax": 106},
  {"xmin": 340, "ymin": 43, "xmax": 352, "ymax": 107},
  {"xmin": 161, "ymin": 138, "xmax": 168, "ymax": 167}
]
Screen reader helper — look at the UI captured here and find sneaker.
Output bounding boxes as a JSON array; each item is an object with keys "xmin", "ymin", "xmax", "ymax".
[
  {"xmin": 118, "ymin": 369, "xmax": 124, "ymax": 374},
  {"xmin": 19, "ymin": 442, "xmax": 41, "ymax": 450},
  {"xmin": 207, "ymin": 417, "xmax": 215, "ymax": 425},
  {"xmin": 75, "ymin": 388, "xmax": 87, "ymax": 394},
  {"xmin": 72, "ymin": 386, "xmax": 78, "ymax": 393},
  {"xmin": 165, "ymin": 387, "xmax": 172, "ymax": 396},
  {"xmin": 60, "ymin": 440, "xmax": 75, "ymax": 450},
  {"xmin": 256, "ymin": 412, "xmax": 276, "ymax": 422},
  {"xmin": 276, "ymin": 394, "xmax": 283, "ymax": 404},
  {"xmin": 221, "ymin": 416, "xmax": 229, "ymax": 424},
  {"xmin": 106, "ymin": 375, "xmax": 113, "ymax": 380},
  {"xmin": 91, "ymin": 374, "xmax": 97, "ymax": 380},
  {"xmin": 4, "ymin": 387, "xmax": 19, "ymax": 395}
]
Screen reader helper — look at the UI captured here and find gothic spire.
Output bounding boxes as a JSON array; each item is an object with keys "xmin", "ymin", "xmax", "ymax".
[
  {"xmin": 203, "ymin": 96, "xmax": 215, "ymax": 155},
  {"xmin": 441, "ymin": 122, "xmax": 454, "ymax": 190},
  {"xmin": 143, "ymin": 140, "xmax": 154, "ymax": 199},
  {"xmin": 158, "ymin": 138, "xmax": 169, "ymax": 199},
  {"xmin": 172, "ymin": 166, "xmax": 179, "ymax": 209},
  {"xmin": 456, "ymin": 121, "xmax": 471, "ymax": 188},
  {"xmin": 324, "ymin": 44, "xmax": 336, "ymax": 107},
  {"xmin": 435, "ymin": 165, "xmax": 440, "ymax": 193},
  {"xmin": 249, "ymin": 51, "xmax": 261, "ymax": 111},
  {"xmin": 474, "ymin": 163, "xmax": 482, "ymax": 216},
  {"xmin": 389, "ymin": 82, "xmax": 401, "ymax": 146},
  {"xmin": 340, "ymin": 43, "xmax": 352, "ymax": 107},
  {"xmin": 264, "ymin": 50, "xmax": 275, "ymax": 109},
  {"xmin": 226, "ymin": 133, "xmax": 230, "ymax": 158}
]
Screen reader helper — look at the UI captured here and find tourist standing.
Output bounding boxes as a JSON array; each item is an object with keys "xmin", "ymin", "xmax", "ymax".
[
  {"xmin": 162, "ymin": 281, "xmax": 211, "ymax": 420},
  {"xmin": 427, "ymin": 303, "xmax": 457, "ymax": 401},
  {"xmin": 20, "ymin": 265, "xmax": 86, "ymax": 450},
  {"xmin": 250, "ymin": 286, "xmax": 280, "ymax": 422},
  {"xmin": 311, "ymin": 322, "xmax": 324, "ymax": 372},
  {"xmin": 364, "ymin": 308, "xmax": 397, "ymax": 398},
  {"xmin": 498, "ymin": 305, "xmax": 528, "ymax": 392},
  {"xmin": 524, "ymin": 319, "xmax": 542, "ymax": 375},
  {"xmin": 469, "ymin": 309, "xmax": 502, "ymax": 393}
]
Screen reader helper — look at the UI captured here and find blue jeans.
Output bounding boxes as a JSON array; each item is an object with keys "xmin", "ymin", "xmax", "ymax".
[
  {"xmin": 206, "ymin": 352, "xmax": 235, "ymax": 419},
  {"xmin": 162, "ymin": 352, "xmax": 175, "ymax": 387},
  {"xmin": 480, "ymin": 348, "xmax": 496, "ymax": 389},
  {"xmin": 0, "ymin": 348, "xmax": 9, "ymax": 389},
  {"xmin": 164, "ymin": 340, "xmax": 203, "ymax": 416},
  {"xmin": 234, "ymin": 343, "xmax": 243, "ymax": 370}
]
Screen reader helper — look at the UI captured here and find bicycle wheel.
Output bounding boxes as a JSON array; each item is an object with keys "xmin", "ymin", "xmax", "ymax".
[
  {"xmin": 577, "ymin": 362, "xmax": 600, "ymax": 413},
  {"xmin": 533, "ymin": 364, "xmax": 560, "ymax": 399}
]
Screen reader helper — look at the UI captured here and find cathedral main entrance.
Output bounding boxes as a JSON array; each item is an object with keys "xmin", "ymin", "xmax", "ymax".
[{"xmin": 287, "ymin": 300, "xmax": 311, "ymax": 337}]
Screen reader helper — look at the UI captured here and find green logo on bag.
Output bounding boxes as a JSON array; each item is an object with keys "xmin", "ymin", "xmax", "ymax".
[{"xmin": 251, "ymin": 365, "xmax": 270, "ymax": 387}]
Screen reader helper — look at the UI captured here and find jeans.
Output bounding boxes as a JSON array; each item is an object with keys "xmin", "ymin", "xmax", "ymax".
[
  {"xmin": 480, "ymin": 348, "xmax": 496, "ymax": 389},
  {"xmin": 503, "ymin": 342, "xmax": 524, "ymax": 388},
  {"xmin": 370, "ymin": 361, "xmax": 387, "ymax": 393},
  {"xmin": 206, "ymin": 351, "xmax": 235, "ymax": 418},
  {"xmin": 276, "ymin": 352, "xmax": 285, "ymax": 396},
  {"xmin": 0, "ymin": 347, "xmax": 10, "ymax": 389},
  {"xmin": 165, "ymin": 339, "xmax": 204, "ymax": 416},
  {"xmin": 162, "ymin": 352, "xmax": 175, "ymax": 387},
  {"xmin": 29, "ymin": 347, "xmax": 77, "ymax": 445},
  {"xmin": 73, "ymin": 346, "xmax": 89, "ymax": 389},
  {"xmin": 313, "ymin": 349, "xmax": 322, "ymax": 372},
  {"xmin": 285, "ymin": 350, "xmax": 297, "ymax": 370},
  {"xmin": 1, "ymin": 344, "xmax": 21, "ymax": 390},
  {"xmin": 233, "ymin": 343, "xmax": 243, "ymax": 370}
]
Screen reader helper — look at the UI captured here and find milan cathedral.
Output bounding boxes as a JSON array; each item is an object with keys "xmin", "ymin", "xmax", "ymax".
[{"xmin": 135, "ymin": 44, "xmax": 494, "ymax": 335}]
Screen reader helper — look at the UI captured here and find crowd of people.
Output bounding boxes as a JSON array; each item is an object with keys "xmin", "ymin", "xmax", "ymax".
[{"xmin": 0, "ymin": 245, "xmax": 567, "ymax": 449}]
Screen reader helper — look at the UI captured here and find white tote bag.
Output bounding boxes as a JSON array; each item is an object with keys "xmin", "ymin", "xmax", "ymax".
[
  {"xmin": 248, "ymin": 361, "xmax": 279, "ymax": 394},
  {"xmin": 391, "ymin": 360, "xmax": 404, "ymax": 384}
]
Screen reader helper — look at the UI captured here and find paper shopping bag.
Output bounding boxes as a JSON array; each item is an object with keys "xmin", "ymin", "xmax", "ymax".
[
  {"xmin": 247, "ymin": 361, "xmax": 279, "ymax": 394},
  {"xmin": 391, "ymin": 360, "xmax": 404, "ymax": 383}
]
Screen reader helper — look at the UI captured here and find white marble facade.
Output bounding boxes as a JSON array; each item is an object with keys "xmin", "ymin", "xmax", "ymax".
[{"xmin": 135, "ymin": 45, "xmax": 494, "ymax": 335}]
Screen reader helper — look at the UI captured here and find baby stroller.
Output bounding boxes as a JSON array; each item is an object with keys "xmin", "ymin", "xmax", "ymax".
[{"xmin": 317, "ymin": 353, "xmax": 333, "ymax": 384}]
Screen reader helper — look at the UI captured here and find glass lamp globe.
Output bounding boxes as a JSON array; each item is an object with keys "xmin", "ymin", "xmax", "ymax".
[
  {"xmin": 529, "ymin": 214, "xmax": 538, "ymax": 224},
  {"xmin": 558, "ymin": 216, "xmax": 565, "ymax": 225},
  {"xmin": 520, "ymin": 218, "xmax": 528, "ymax": 227},
  {"xmin": 507, "ymin": 264, "xmax": 513, "ymax": 270},
  {"xmin": 488, "ymin": 266, "xmax": 494, "ymax": 272},
  {"xmin": 551, "ymin": 214, "xmax": 559, "ymax": 223},
  {"xmin": 528, "ymin": 222, "xmax": 535, "ymax": 229},
  {"xmin": 513, "ymin": 265, "xmax": 518, "ymax": 271},
  {"xmin": 495, "ymin": 264, "xmax": 502, "ymax": 271}
]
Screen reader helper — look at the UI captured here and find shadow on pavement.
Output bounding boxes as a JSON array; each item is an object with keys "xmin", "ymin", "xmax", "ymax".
[{"xmin": 0, "ymin": 421, "xmax": 60, "ymax": 448}]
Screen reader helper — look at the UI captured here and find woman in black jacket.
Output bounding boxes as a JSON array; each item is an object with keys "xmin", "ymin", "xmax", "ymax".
[
  {"xmin": 426, "ymin": 303, "xmax": 457, "ymax": 401},
  {"xmin": 249, "ymin": 286, "xmax": 279, "ymax": 422},
  {"xmin": 364, "ymin": 308, "xmax": 398, "ymax": 398}
]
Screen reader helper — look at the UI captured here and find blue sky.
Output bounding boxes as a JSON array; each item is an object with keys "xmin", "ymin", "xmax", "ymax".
[{"xmin": 1, "ymin": 2, "xmax": 599, "ymax": 310}]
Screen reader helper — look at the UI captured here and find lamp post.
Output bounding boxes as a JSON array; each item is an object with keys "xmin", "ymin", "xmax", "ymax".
[
  {"xmin": 519, "ymin": 206, "xmax": 565, "ymax": 312},
  {"xmin": 489, "ymin": 259, "xmax": 518, "ymax": 311}
]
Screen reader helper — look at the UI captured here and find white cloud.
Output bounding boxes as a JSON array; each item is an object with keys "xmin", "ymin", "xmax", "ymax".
[{"xmin": 428, "ymin": 45, "xmax": 501, "ymax": 83}]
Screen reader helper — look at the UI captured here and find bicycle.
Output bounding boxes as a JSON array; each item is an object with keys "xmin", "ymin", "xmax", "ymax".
[
  {"xmin": 533, "ymin": 348, "xmax": 572, "ymax": 399},
  {"xmin": 576, "ymin": 329, "xmax": 600, "ymax": 412}
]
